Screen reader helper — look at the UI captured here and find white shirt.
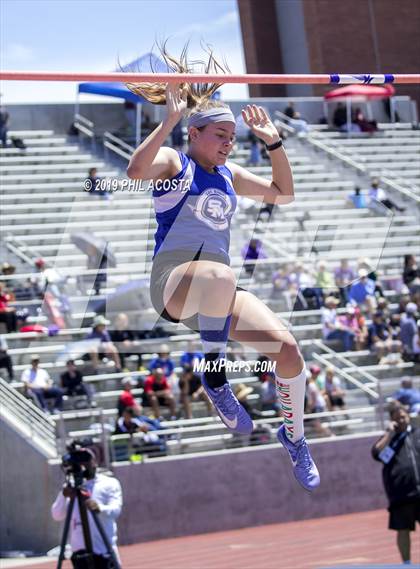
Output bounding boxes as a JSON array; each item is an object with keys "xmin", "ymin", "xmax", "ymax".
[
  {"xmin": 51, "ymin": 473, "xmax": 122, "ymax": 556},
  {"xmin": 21, "ymin": 367, "xmax": 51, "ymax": 389},
  {"xmin": 307, "ymin": 381, "xmax": 326, "ymax": 411},
  {"xmin": 369, "ymin": 187, "xmax": 387, "ymax": 202},
  {"xmin": 321, "ymin": 308, "xmax": 337, "ymax": 339}
]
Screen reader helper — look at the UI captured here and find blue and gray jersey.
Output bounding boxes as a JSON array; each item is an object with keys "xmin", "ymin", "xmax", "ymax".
[{"xmin": 152, "ymin": 151, "xmax": 237, "ymax": 264}]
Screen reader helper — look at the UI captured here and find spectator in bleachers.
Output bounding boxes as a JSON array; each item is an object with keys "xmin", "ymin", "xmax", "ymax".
[
  {"xmin": 283, "ymin": 102, "xmax": 309, "ymax": 134},
  {"xmin": 403, "ymin": 255, "xmax": 420, "ymax": 293},
  {"xmin": 305, "ymin": 373, "xmax": 331, "ymax": 437},
  {"xmin": 149, "ymin": 344, "xmax": 175, "ymax": 377},
  {"xmin": 179, "ymin": 364, "xmax": 212, "ymax": 419},
  {"xmin": 0, "ymin": 335, "xmax": 14, "ymax": 381},
  {"xmin": 338, "ymin": 305, "xmax": 366, "ymax": 350},
  {"xmin": 348, "ymin": 268, "xmax": 377, "ymax": 314},
  {"xmin": 332, "ymin": 102, "xmax": 347, "ymax": 130},
  {"xmin": 290, "ymin": 262, "xmax": 323, "ymax": 310},
  {"xmin": 117, "ymin": 376, "xmax": 142, "ymax": 417},
  {"xmin": 368, "ymin": 311, "xmax": 402, "ymax": 364},
  {"xmin": 322, "ymin": 296, "xmax": 355, "ymax": 351},
  {"xmin": 241, "ymin": 238, "xmax": 267, "ymax": 276},
  {"xmin": 283, "ymin": 102, "xmax": 296, "ymax": 120},
  {"xmin": 247, "ymin": 132, "xmax": 262, "ymax": 166},
  {"xmin": 1, "ymin": 263, "xmax": 19, "ymax": 291},
  {"xmin": 60, "ymin": 359, "xmax": 93, "ymax": 407},
  {"xmin": 260, "ymin": 372, "xmax": 281, "ymax": 416},
  {"xmin": 270, "ymin": 264, "xmax": 294, "ymax": 310},
  {"xmin": 323, "ymin": 368, "xmax": 346, "ymax": 411},
  {"xmin": 149, "ymin": 343, "xmax": 179, "ymax": 397},
  {"xmin": 368, "ymin": 178, "xmax": 405, "ymax": 213},
  {"xmin": 309, "ymin": 364, "xmax": 323, "ymax": 390},
  {"xmin": 86, "ymin": 167, "xmax": 110, "ymax": 200},
  {"xmin": 143, "ymin": 367, "xmax": 177, "ymax": 419},
  {"xmin": 372, "ymin": 403, "xmax": 420, "ymax": 565},
  {"xmin": 110, "ymin": 313, "xmax": 142, "ymax": 371},
  {"xmin": 353, "ymin": 107, "xmax": 378, "ymax": 133},
  {"xmin": 334, "ymin": 259, "xmax": 356, "ymax": 305},
  {"xmin": 21, "ymin": 354, "xmax": 63, "ymax": 413},
  {"xmin": 400, "ymin": 302, "xmax": 419, "ymax": 360},
  {"xmin": 315, "ymin": 261, "xmax": 336, "ymax": 297},
  {"xmin": 357, "ymin": 257, "xmax": 385, "ymax": 298},
  {"xmin": 86, "ymin": 315, "xmax": 122, "ymax": 373},
  {"xmin": 0, "ymin": 102, "xmax": 9, "ymax": 147},
  {"xmin": 114, "ymin": 406, "xmax": 162, "ymax": 437},
  {"xmin": 180, "ymin": 340, "xmax": 204, "ymax": 371},
  {"xmin": 392, "ymin": 379, "xmax": 420, "ymax": 415},
  {"xmin": 0, "ymin": 282, "xmax": 17, "ymax": 333},
  {"xmin": 32, "ymin": 258, "xmax": 64, "ymax": 299},
  {"xmin": 347, "ymin": 186, "xmax": 367, "ymax": 209}
]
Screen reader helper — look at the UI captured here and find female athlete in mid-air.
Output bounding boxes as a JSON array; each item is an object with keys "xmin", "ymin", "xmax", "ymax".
[{"xmin": 126, "ymin": 47, "xmax": 319, "ymax": 491}]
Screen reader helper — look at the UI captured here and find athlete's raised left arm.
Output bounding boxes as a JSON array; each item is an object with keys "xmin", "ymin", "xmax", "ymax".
[{"xmin": 228, "ymin": 105, "xmax": 294, "ymax": 205}]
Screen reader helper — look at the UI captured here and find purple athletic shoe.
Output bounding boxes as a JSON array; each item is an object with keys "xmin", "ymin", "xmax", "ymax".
[
  {"xmin": 277, "ymin": 424, "xmax": 320, "ymax": 492},
  {"xmin": 202, "ymin": 379, "xmax": 254, "ymax": 434}
]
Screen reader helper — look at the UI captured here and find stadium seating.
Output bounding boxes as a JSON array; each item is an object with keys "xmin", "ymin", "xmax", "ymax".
[{"xmin": 1, "ymin": 124, "xmax": 419, "ymax": 463}]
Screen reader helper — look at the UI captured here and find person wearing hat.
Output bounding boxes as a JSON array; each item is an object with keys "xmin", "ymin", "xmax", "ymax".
[
  {"xmin": 86, "ymin": 315, "xmax": 121, "ymax": 373},
  {"xmin": 348, "ymin": 269, "xmax": 377, "ymax": 314},
  {"xmin": 21, "ymin": 354, "xmax": 63, "ymax": 413},
  {"xmin": 322, "ymin": 296, "xmax": 355, "ymax": 351},
  {"xmin": 309, "ymin": 364, "xmax": 323, "ymax": 391},
  {"xmin": 234, "ymin": 383, "xmax": 254, "ymax": 417},
  {"xmin": 400, "ymin": 303, "xmax": 419, "ymax": 360},
  {"xmin": 51, "ymin": 446, "xmax": 122, "ymax": 567},
  {"xmin": 117, "ymin": 376, "xmax": 142, "ymax": 417}
]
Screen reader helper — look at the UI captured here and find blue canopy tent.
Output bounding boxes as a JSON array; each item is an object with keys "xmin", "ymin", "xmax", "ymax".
[{"xmin": 77, "ymin": 53, "xmax": 169, "ymax": 146}]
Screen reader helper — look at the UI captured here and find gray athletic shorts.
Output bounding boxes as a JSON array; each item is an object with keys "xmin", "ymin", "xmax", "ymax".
[{"xmin": 150, "ymin": 249, "xmax": 245, "ymax": 332}]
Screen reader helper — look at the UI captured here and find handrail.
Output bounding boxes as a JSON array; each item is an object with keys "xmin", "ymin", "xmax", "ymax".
[
  {"xmin": 306, "ymin": 132, "xmax": 420, "ymax": 204},
  {"xmin": 313, "ymin": 339, "xmax": 379, "ymax": 386},
  {"xmin": 311, "ymin": 352, "xmax": 379, "ymax": 399},
  {"xmin": 0, "ymin": 377, "xmax": 58, "ymax": 457},
  {"xmin": 65, "ymin": 405, "xmax": 378, "ymax": 461},
  {"xmin": 103, "ymin": 132, "xmax": 135, "ymax": 162},
  {"xmin": 74, "ymin": 113, "xmax": 94, "ymax": 129}
]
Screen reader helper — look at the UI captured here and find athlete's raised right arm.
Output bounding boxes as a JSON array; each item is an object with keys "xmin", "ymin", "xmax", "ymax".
[{"xmin": 127, "ymin": 83, "xmax": 187, "ymax": 181}]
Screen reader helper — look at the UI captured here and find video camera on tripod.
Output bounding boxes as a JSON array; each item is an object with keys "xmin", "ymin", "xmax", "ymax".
[
  {"xmin": 62, "ymin": 440, "xmax": 96, "ymax": 488},
  {"xmin": 56, "ymin": 440, "xmax": 121, "ymax": 569}
]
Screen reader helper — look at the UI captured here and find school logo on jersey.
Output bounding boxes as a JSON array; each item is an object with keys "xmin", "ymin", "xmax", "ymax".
[{"xmin": 192, "ymin": 188, "xmax": 232, "ymax": 231}]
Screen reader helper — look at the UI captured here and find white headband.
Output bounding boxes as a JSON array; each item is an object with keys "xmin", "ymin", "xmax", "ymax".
[{"xmin": 187, "ymin": 107, "xmax": 236, "ymax": 128}]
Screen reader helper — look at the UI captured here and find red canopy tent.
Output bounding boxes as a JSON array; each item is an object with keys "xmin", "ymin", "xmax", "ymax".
[{"xmin": 324, "ymin": 84, "xmax": 396, "ymax": 130}]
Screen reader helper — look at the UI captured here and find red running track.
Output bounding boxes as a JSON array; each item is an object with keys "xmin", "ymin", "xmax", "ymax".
[{"xmin": 13, "ymin": 509, "xmax": 420, "ymax": 569}]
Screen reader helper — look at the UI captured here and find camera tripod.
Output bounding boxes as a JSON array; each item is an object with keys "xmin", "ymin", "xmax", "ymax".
[{"xmin": 57, "ymin": 484, "xmax": 121, "ymax": 569}]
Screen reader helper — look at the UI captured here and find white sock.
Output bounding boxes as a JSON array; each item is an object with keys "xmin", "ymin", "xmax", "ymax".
[{"xmin": 275, "ymin": 366, "xmax": 307, "ymax": 443}]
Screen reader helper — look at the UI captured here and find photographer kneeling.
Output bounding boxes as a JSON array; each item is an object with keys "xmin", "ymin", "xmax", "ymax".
[{"xmin": 51, "ymin": 446, "xmax": 122, "ymax": 568}]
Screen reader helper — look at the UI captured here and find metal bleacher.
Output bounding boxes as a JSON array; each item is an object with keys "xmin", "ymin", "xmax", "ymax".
[{"xmin": 0, "ymin": 125, "xmax": 419, "ymax": 464}]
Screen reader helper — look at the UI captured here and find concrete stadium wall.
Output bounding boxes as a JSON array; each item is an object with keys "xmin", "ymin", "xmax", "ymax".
[
  {"xmin": 0, "ymin": 419, "xmax": 62, "ymax": 553},
  {"xmin": 0, "ymin": 431, "xmax": 386, "ymax": 553},
  {"xmin": 115, "ymin": 433, "xmax": 387, "ymax": 545}
]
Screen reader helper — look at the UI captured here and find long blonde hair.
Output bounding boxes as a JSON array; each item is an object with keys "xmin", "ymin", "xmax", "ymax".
[{"xmin": 125, "ymin": 42, "xmax": 230, "ymax": 114}]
